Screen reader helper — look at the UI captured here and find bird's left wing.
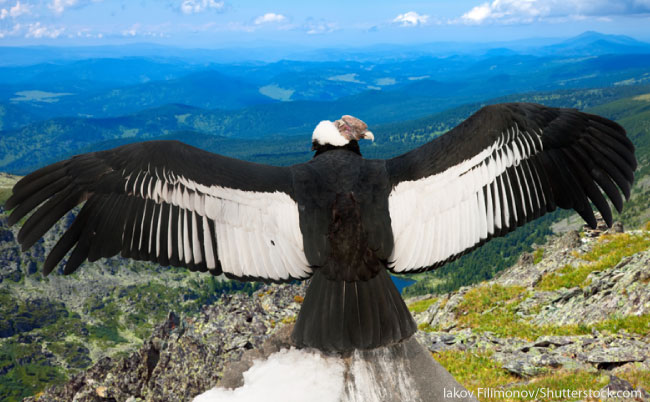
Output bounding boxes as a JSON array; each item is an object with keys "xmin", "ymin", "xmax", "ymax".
[
  {"xmin": 385, "ymin": 103, "xmax": 636, "ymax": 273},
  {"xmin": 5, "ymin": 140, "xmax": 311, "ymax": 282}
]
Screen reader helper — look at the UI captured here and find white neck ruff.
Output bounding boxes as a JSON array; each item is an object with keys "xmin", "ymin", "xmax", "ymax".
[{"xmin": 312, "ymin": 121, "xmax": 349, "ymax": 147}]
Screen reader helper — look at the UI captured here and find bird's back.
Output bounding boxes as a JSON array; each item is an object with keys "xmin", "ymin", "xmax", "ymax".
[{"xmin": 291, "ymin": 149, "xmax": 394, "ymax": 280}]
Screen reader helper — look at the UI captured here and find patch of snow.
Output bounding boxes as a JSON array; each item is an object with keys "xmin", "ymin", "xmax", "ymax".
[{"xmin": 193, "ymin": 348, "xmax": 345, "ymax": 402}]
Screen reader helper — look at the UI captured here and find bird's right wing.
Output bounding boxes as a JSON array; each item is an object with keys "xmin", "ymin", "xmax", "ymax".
[
  {"xmin": 385, "ymin": 103, "xmax": 636, "ymax": 273},
  {"xmin": 5, "ymin": 140, "xmax": 311, "ymax": 282}
]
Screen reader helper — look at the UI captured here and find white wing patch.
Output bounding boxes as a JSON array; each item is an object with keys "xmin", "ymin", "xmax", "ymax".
[
  {"xmin": 124, "ymin": 171, "xmax": 311, "ymax": 281},
  {"xmin": 388, "ymin": 127, "xmax": 543, "ymax": 272}
]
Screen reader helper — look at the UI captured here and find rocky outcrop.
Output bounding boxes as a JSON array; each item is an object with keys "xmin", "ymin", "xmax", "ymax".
[
  {"xmin": 24, "ymin": 284, "xmax": 306, "ymax": 402},
  {"xmin": 411, "ymin": 222, "xmax": 650, "ymax": 397},
  {"xmin": 416, "ymin": 329, "xmax": 649, "ymax": 377},
  {"xmin": 417, "ymin": 228, "xmax": 650, "ymax": 329},
  {"xmin": 530, "ymin": 252, "xmax": 650, "ymax": 326}
]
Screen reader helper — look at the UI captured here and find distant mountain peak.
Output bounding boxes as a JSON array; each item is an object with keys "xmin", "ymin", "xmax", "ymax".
[
  {"xmin": 561, "ymin": 31, "xmax": 645, "ymax": 46},
  {"xmin": 540, "ymin": 31, "xmax": 650, "ymax": 56}
]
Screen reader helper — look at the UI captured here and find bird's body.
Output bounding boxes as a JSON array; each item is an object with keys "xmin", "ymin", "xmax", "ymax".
[
  {"xmin": 5, "ymin": 103, "xmax": 637, "ymax": 352},
  {"xmin": 294, "ymin": 149, "xmax": 392, "ymax": 280},
  {"xmin": 291, "ymin": 148, "xmax": 416, "ymax": 350}
]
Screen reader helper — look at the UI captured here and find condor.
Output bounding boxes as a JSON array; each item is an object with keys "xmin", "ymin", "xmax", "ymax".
[{"xmin": 5, "ymin": 103, "xmax": 636, "ymax": 352}]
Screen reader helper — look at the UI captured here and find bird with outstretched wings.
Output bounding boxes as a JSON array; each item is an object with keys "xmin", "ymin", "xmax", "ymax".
[{"xmin": 5, "ymin": 103, "xmax": 636, "ymax": 351}]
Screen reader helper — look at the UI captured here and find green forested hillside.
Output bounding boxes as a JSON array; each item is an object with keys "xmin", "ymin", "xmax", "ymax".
[{"xmin": 3, "ymin": 84, "xmax": 650, "ymax": 174}]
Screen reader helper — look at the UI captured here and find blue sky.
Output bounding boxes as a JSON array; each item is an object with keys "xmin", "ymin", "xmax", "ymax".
[{"xmin": 1, "ymin": 0, "xmax": 650, "ymax": 47}]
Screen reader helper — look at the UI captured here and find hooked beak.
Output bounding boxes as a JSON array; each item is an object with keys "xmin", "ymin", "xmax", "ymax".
[{"xmin": 362, "ymin": 130, "xmax": 374, "ymax": 142}]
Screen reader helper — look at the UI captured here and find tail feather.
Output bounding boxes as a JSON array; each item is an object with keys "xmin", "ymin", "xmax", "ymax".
[{"xmin": 292, "ymin": 269, "xmax": 416, "ymax": 352}]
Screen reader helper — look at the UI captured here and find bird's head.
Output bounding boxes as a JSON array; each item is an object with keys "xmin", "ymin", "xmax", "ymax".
[{"xmin": 311, "ymin": 115, "xmax": 374, "ymax": 154}]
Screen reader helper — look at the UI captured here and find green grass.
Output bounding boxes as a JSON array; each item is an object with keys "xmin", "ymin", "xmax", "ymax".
[
  {"xmin": 454, "ymin": 284, "xmax": 597, "ymax": 339},
  {"xmin": 407, "ymin": 297, "xmax": 438, "ymax": 314},
  {"xmin": 592, "ymin": 313, "xmax": 650, "ymax": 335},
  {"xmin": 452, "ymin": 282, "xmax": 650, "ymax": 339},
  {"xmin": 454, "ymin": 284, "xmax": 540, "ymax": 339},
  {"xmin": 580, "ymin": 232, "xmax": 650, "ymax": 262},
  {"xmin": 0, "ymin": 173, "xmax": 20, "ymax": 206},
  {"xmin": 417, "ymin": 322, "xmax": 439, "ymax": 332},
  {"xmin": 532, "ymin": 248, "xmax": 544, "ymax": 264},
  {"xmin": 434, "ymin": 350, "xmax": 612, "ymax": 402},
  {"xmin": 536, "ymin": 232, "xmax": 650, "ymax": 291},
  {"xmin": 433, "ymin": 350, "xmax": 519, "ymax": 398},
  {"xmin": 0, "ymin": 188, "xmax": 12, "ymax": 205},
  {"xmin": 536, "ymin": 264, "xmax": 591, "ymax": 291}
]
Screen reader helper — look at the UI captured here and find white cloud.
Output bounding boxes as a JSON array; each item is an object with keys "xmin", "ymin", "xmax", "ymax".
[
  {"xmin": 122, "ymin": 23, "xmax": 139, "ymax": 36},
  {"xmin": 48, "ymin": 0, "xmax": 102, "ymax": 15},
  {"xmin": 254, "ymin": 12, "xmax": 286, "ymax": 25},
  {"xmin": 393, "ymin": 11, "xmax": 429, "ymax": 27},
  {"xmin": 459, "ymin": 0, "xmax": 650, "ymax": 25},
  {"xmin": 461, "ymin": 3, "xmax": 493, "ymax": 23},
  {"xmin": 0, "ymin": 1, "xmax": 31, "ymax": 20},
  {"xmin": 49, "ymin": 0, "xmax": 78, "ymax": 14},
  {"xmin": 25, "ymin": 22, "xmax": 64, "ymax": 38},
  {"xmin": 304, "ymin": 19, "xmax": 337, "ymax": 34},
  {"xmin": 120, "ymin": 23, "xmax": 168, "ymax": 37},
  {"xmin": 0, "ymin": 22, "xmax": 21, "ymax": 38},
  {"xmin": 73, "ymin": 28, "xmax": 102, "ymax": 38},
  {"xmin": 180, "ymin": 0, "xmax": 224, "ymax": 14}
]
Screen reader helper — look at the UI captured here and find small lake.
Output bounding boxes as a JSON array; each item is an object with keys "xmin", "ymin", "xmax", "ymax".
[{"xmin": 390, "ymin": 276, "xmax": 416, "ymax": 294}]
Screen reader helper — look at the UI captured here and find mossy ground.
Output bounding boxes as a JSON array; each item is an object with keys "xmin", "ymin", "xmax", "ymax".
[
  {"xmin": 433, "ymin": 350, "xmax": 518, "ymax": 393},
  {"xmin": 450, "ymin": 284, "xmax": 593, "ymax": 339},
  {"xmin": 0, "ymin": 173, "xmax": 19, "ymax": 205},
  {"xmin": 537, "ymin": 232, "xmax": 650, "ymax": 291},
  {"xmin": 434, "ymin": 350, "xmax": 612, "ymax": 402},
  {"xmin": 434, "ymin": 350, "xmax": 647, "ymax": 402},
  {"xmin": 407, "ymin": 297, "xmax": 438, "ymax": 314},
  {"xmin": 415, "ymin": 269, "xmax": 650, "ymax": 340}
]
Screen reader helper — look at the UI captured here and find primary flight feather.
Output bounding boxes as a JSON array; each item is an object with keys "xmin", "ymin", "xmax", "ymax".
[{"xmin": 5, "ymin": 103, "xmax": 636, "ymax": 351}]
